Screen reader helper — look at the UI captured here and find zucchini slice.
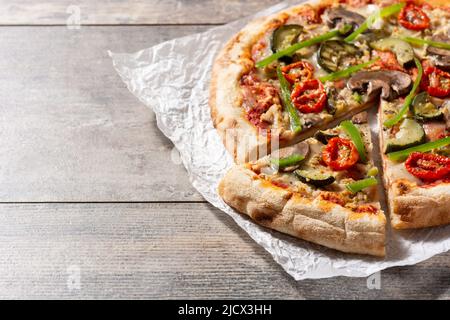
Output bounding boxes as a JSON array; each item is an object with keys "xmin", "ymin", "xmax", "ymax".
[
  {"xmin": 385, "ymin": 118, "xmax": 426, "ymax": 153},
  {"xmin": 314, "ymin": 131, "xmax": 338, "ymax": 144},
  {"xmin": 325, "ymin": 87, "xmax": 338, "ymax": 115},
  {"xmin": 370, "ymin": 37, "xmax": 414, "ymax": 67},
  {"xmin": 318, "ymin": 40, "xmax": 363, "ymax": 73},
  {"xmin": 271, "ymin": 25, "xmax": 303, "ymax": 54},
  {"xmin": 411, "ymin": 92, "xmax": 443, "ymax": 121},
  {"xmin": 295, "ymin": 169, "xmax": 335, "ymax": 187}
]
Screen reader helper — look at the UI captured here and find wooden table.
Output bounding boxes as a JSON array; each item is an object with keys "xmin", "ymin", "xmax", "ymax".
[{"xmin": 0, "ymin": 0, "xmax": 448, "ymax": 299}]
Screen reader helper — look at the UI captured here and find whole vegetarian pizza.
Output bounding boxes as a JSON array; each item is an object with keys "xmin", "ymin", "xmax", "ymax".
[{"xmin": 209, "ymin": 0, "xmax": 450, "ymax": 256}]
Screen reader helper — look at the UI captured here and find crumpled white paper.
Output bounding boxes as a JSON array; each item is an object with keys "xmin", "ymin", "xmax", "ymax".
[{"xmin": 109, "ymin": 0, "xmax": 450, "ymax": 280}]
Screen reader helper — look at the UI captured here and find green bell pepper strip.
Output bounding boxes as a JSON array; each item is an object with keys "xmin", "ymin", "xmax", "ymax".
[
  {"xmin": 256, "ymin": 25, "xmax": 352, "ymax": 68},
  {"xmin": 346, "ymin": 177, "xmax": 378, "ymax": 193},
  {"xmin": 276, "ymin": 66, "xmax": 302, "ymax": 133},
  {"xmin": 340, "ymin": 120, "xmax": 368, "ymax": 163},
  {"xmin": 271, "ymin": 154, "xmax": 305, "ymax": 169},
  {"xmin": 403, "ymin": 37, "xmax": 450, "ymax": 51},
  {"xmin": 387, "ymin": 137, "xmax": 450, "ymax": 162},
  {"xmin": 319, "ymin": 58, "xmax": 379, "ymax": 83},
  {"xmin": 345, "ymin": 3, "xmax": 406, "ymax": 43},
  {"xmin": 383, "ymin": 58, "xmax": 423, "ymax": 128}
]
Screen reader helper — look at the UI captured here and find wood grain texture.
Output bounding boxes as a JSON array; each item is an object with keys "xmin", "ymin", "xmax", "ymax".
[
  {"xmin": 0, "ymin": 26, "xmax": 211, "ymax": 202},
  {"xmin": 0, "ymin": 202, "xmax": 447, "ymax": 299},
  {"xmin": 0, "ymin": 0, "xmax": 280, "ymax": 25}
]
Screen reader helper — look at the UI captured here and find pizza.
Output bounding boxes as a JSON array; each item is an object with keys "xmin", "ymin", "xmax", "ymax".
[{"xmin": 210, "ymin": 0, "xmax": 450, "ymax": 255}]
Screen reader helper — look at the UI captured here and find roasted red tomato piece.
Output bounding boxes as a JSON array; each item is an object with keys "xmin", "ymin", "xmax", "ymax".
[
  {"xmin": 398, "ymin": 3, "xmax": 430, "ymax": 31},
  {"xmin": 405, "ymin": 152, "xmax": 450, "ymax": 182},
  {"xmin": 291, "ymin": 79, "xmax": 327, "ymax": 113},
  {"xmin": 372, "ymin": 50, "xmax": 404, "ymax": 72},
  {"xmin": 281, "ymin": 61, "xmax": 314, "ymax": 85},
  {"xmin": 322, "ymin": 137, "xmax": 360, "ymax": 171},
  {"xmin": 421, "ymin": 64, "xmax": 450, "ymax": 98}
]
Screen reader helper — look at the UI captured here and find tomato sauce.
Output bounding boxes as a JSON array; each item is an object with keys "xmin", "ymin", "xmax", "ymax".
[
  {"xmin": 354, "ymin": 204, "xmax": 378, "ymax": 214},
  {"xmin": 241, "ymin": 73, "xmax": 280, "ymax": 128},
  {"xmin": 320, "ymin": 192, "xmax": 346, "ymax": 207}
]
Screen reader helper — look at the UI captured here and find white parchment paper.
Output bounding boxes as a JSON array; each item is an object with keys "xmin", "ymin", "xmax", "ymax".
[{"xmin": 109, "ymin": 0, "xmax": 450, "ymax": 280}]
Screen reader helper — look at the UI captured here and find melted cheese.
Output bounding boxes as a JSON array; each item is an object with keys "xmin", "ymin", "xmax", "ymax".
[{"xmin": 386, "ymin": 161, "xmax": 421, "ymax": 185}]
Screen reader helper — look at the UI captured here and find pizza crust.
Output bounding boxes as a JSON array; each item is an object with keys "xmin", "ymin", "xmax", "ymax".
[
  {"xmin": 209, "ymin": 16, "xmax": 273, "ymax": 163},
  {"xmin": 386, "ymin": 180, "xmax": 450, "ymax": 229},
  {"xmin": 218, "ymin": 165, "xmax": 386, "ymax": 256}
]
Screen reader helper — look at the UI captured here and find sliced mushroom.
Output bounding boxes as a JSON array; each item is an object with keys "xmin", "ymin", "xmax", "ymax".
[
  {"xmin": 303, "ymin": 113, "xmax": 324, "ymax": 129},
  {"xmin": 325, "ymin": 87, "xmax": 339, "ymax": 115},
  {"xmin": 274, "ymin": 141, "xmax": 310, "ymax": 172},
  {"xmin": 347, "ymin": 71, "xmax": 412, "ymax": 101},
  {"xmin": 430, "ymin": 96, "xmax": 446, "ymax": 107},
  {"xmin": 427, "ymin": 35, "xmax": 450, "ymax": 71},
  {"xmin": 326, "ymin": 7, "xmax": 366, "ymax": 33},
  {"xmin": 351, "ymin": 111, "xmax": 368, "ymax": 124}
]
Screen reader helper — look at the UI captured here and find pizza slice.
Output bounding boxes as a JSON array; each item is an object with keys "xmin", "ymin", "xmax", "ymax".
[
  {"xmin": 374, "ymin": 2, "xmax": 450, "ymax": 229},
  {"xmin": 379, "ymin": 94, "xmax": 450, "ymax": 229},
  {"xmin": 219, "ymin": 113, "xmax": 386, "ymax": 256}
]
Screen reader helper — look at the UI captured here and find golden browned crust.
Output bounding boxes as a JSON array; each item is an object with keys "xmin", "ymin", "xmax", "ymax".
[
  {"xmin": 218, "ymin": 165, "xmax": 386, "ymax": 256},
  {"xmin": 388, "ymin": 180, "xmax": 450, "ymax": 229},
  {"xmin": 382, "ymin": 0, "xmax": 450, "ymax": 230},
  {"xmin": 209, "ymin": 15, "xmax": 269, "ymax": 163}
]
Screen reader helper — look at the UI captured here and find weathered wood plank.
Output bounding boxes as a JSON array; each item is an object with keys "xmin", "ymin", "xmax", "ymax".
[
  {"xmin": 0, "ymin": 26, "xmax": 211, "ymax": 201},
  {"xmin": 0, "ymin": 203, "xmax": 447, "ymax": 299},
  {"xmin": 0, "ymin": 0, "xmax": 280, "ymax": 25}
]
